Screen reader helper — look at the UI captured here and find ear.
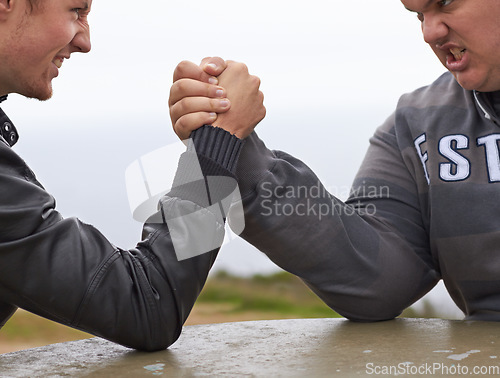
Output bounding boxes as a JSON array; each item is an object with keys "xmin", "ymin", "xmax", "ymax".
[{"xmin": 0, "ymin": 0, "xmax": 12, "ymax": 21}]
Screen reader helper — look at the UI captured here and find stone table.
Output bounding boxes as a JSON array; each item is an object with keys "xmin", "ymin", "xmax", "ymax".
[{"xmin": 1, "ymin": 318, "xmax": 500, "ymax": 377}]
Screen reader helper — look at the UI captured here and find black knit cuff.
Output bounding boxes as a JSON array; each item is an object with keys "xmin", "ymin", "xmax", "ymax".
[{"xmin": 189, "ymin": 125, "xmax": 244, "ymax": 175}]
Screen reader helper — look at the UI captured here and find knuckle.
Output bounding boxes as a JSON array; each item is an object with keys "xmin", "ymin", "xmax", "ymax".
[
  {"xmin": 175, "ymin": 79, "xmax": 188, "ymax": 93},
  {"xmin": 209, "ymin": 99, "xmax": 219, "ymax": 112},
  {"xmin": 175, "ymin": 116, "xmax": 189, "ymax": 133},
  {"xmin": 173, "ymin": 65, "xmax": 184, "ymax": 80},
  {"xmin": 173, "ymin": 98, "xmax": 188, "ymax": 116},
  {"xmin": 168, "ymin": 89, "xmax": 175, "ymax": 106},
  {"xmin": 213, "ymin": 56, "xmax": 225, "ymax": 67},
  {"xmin": 173, "ymin": 60, "xmax": 200, "ymax": 81},
  {"xmin": 250, "ymin": 75, "xmax": 261, "ymax": 87},
  {"xmin": 169, "ymin": 103, "xmax": 178, "ymax": 119},
  {"xmin": 228, "ymin": 61, "xmax": 247, "ymax": 73},
  {"xmin": 176, "ymin": 60, "xmax": 191, "ymax": 74},
  {"xmin": 238, "ymin": 63, "xmax": 249, "ymax": 73},
  {"xmin": 205, "ymin": 56, "xmax": 224, "ymax": 66}
]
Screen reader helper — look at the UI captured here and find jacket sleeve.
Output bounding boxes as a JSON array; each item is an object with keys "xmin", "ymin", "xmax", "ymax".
[
  {"xmin": 0, "ymin": 125, "xmax": 242, "ymax": 351},
  {"xmin": 232, "ymin": 116, "xmax": 440, "ymax": 321}
]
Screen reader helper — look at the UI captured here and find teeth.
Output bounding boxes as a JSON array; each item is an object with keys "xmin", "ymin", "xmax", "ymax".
[
  {"xmin": 53, "ymin": 59, "xmax": 63, "ymax": 69},
  {"xmin": 450, "ymin": 48, "xmax": 466, "ymax": 60}
]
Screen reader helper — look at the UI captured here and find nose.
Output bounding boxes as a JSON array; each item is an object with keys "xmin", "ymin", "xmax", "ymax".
[
  {"xmin": 421, "ymin": 12, "xmax": 449, "ymax": 45},
  {"xmin": 72, "ymin": 27, "xmax": 91, "ymax": 53}
]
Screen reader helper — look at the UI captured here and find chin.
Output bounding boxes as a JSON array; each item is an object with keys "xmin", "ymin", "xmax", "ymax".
[
  {"xmin": 453, "ymin": 74, "xmax": 484, "ymax": 92},
  {"xmin": 452, "ymin": 70, "xmax": 500, "ymax": 92},
  {"xmin": 23, "ymin": 87, "xmax": 53, "ymax": 101},
  {"xmin": 37, "ymin": 92, "xmax": 53, "ymax": 101},
  {"xmin": 17, "ymin": 77, "xmax": 54, "ymax": 101},
  {"xmin": 462, "ymin": 83, "xmax": 493, "ymax": 92}
]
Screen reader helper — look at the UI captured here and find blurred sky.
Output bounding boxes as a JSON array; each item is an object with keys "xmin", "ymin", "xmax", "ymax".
[
  {"xmin": 5, "ymin": 0, "xmax": 446, "ymax": 126},
  {"xmin": 1, "ymin": 0, "xmax": 461, "ymax": 317}
]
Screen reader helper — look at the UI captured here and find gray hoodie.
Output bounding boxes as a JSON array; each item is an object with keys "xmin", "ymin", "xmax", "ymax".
[{"xmin": 233, "ymin": 72, "xmax": 500, "ymax": 321}]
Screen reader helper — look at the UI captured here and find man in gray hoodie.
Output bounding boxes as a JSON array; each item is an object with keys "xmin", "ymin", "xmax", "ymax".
[{"xmin": 169, "ymin": 0, "xmax": 500, "ymax": 321}]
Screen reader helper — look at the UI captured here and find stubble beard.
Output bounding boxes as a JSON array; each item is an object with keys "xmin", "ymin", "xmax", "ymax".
[{"xmin": 20, "ymin": 72, "xmax": 54, "ymax": 101}]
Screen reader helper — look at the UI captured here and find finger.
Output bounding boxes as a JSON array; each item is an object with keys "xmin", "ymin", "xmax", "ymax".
[
  {"xmin": 216, "ymin": 61, "xmax": 249, "ymax": 85},
  {"xmin": 169, "ymin": 78, "xmax": 226, "ymax": 107},
  {"xmin": 174, "ymin": 113, "xmax": 219, "ymax": 141},
  {"xmin": 200, "ymin": 57, "xmax": 228, "ymax": 77},
  {"xmin": 170, "ymin": 97, "xmax": 231, "ymax": 127},
  {"xmin": 173, "ymin": 60, "xmax": 218, "ymax": 84}
]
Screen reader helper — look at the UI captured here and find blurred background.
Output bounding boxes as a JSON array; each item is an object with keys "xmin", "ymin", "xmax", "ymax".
[{"xmin": 0, "ymin": 0, "xmax": 463, "ymax": 353}]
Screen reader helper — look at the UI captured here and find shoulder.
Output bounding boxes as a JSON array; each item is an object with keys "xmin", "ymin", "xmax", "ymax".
[{"xmin": 398, "ymin": 72, "xmax": 471, "ymax": 110}]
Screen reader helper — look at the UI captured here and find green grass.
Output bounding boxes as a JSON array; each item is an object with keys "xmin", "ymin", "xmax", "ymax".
[
  {"xmin": 0, "ymin": 310, "xmax": 90, "ymax": 343},
  {"xmin": 198, "ymin": 270, "xmax": 341, "ymax": 318}
]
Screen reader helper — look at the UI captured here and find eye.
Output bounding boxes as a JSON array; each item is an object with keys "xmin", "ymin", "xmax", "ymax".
[
  {"xmin": 71, "ymin": 3, "xmax": 90, "ymax": 19},
  {"xmin": 438, "ymin": 0, "xmax": 454, "ymax": 6}
]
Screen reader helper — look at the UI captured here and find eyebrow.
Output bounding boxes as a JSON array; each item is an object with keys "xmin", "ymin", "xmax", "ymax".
[{"xmin": 404, "ymin": 0, "xmax": 435, "ymax": 13}]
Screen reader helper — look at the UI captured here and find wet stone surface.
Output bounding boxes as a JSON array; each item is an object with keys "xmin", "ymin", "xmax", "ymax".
[{"xmin": 1, "ymin": 318, "xmax": 500, "ymax": 377}]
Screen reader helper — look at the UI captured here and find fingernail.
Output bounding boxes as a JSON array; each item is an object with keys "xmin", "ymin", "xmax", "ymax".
[
  {"xmin": 209, "ymin": 112, "xmax": 217, "ymax": 119},
  {"xmin": 215, "ymin": 89, "xmax": 224, "ymax": 97},
  {"xmin": 206, "ymin": 63, "xmax": 217, "ymax": 70},
  {"xmin": 219, "ymin": 99, "xmax": 230, "ymax": 107},
  {"xmin": 208, "ymin": 77, "xmax": 218, "ymax": 85}
]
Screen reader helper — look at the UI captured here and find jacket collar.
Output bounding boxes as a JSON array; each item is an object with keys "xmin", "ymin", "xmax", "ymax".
[{"xmin": 0, "ymin": 105, "xmax": 19, "ymax": 147}]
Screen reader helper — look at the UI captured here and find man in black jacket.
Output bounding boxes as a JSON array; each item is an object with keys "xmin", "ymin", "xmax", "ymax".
[{"xmin": 0, "ymin": 0, "xmax": 265, "ymax": 350}]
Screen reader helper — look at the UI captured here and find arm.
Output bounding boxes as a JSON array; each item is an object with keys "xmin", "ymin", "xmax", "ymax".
[
  {"xmin": 0, "ymin": 111, "xmax": 242, "ymax": 351},
  {"xmin": 230, "ymin": 115, "xmax": 440, "ymax": 321},
  {"xmin": 167, "ymin": 58, "xmax": 436, "ymax": 320}
]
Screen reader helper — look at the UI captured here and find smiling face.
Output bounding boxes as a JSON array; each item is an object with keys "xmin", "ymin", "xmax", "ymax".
[
  {"xmin": 0, "ymin": 0, "xmax": 92, "ymax": 100},
  {"xmin": 401, "ymin": 0, "xmax": 500, "ymax": 92}
]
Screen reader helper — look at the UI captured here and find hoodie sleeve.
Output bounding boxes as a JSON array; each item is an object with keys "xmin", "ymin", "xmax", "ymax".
[{"xmin": 231, "ymin": 125, "xmax": 439, "ymax": 321}]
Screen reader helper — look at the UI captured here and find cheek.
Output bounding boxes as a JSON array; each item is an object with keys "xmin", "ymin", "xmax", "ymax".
[{"xmin": 43, "ymin": 24, "xmax": 74, "ymax": 51}]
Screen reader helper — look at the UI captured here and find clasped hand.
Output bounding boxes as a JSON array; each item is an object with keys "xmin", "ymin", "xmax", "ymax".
[{"xmin": 169, "ymin": 57, "xmax": 266, "ymax": 140}]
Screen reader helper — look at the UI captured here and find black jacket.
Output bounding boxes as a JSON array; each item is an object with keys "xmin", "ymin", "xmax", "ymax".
[{"xmin": 0, "ymin": 107, "xmax": 242, "ymax": 351}]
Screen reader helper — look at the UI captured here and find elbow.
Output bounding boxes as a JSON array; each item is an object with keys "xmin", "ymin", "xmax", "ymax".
[
  {"xmin": 113, "ymin": 326, "xmax": 182, "ymax": 352},
  {"xmin": 93, "ymin": 315, "xmax": 183, "ymax": 352},
  {"xmin": 330, "ymin": 299, "xmax": 403, "ymax": 323},
  {"xmin": 343, "ymin": 313, "xmax": 398, "ymax": 323}
]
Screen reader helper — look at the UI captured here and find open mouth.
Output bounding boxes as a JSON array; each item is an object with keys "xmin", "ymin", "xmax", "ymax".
[
  {"xmin": 450, "ymin": 48, "xmax": 466, "ymax": 61},
  {"xmin": 53, "ymin": 58, "xmax": 63, "ymax": 69}
]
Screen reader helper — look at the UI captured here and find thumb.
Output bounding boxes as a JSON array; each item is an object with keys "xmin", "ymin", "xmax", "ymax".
[{"xmin": 201, "ymin": 57, "xmax": 228, "ymax": 77}]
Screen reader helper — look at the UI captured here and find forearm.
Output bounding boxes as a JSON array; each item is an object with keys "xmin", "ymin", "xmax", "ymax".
[
  {"xmin": 0, "ymin": 126, "xmax": 243, "ymax": 351},
  {"xmin": 233, "ymin": 132, "xmax": 439, "ymax": 321}
]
